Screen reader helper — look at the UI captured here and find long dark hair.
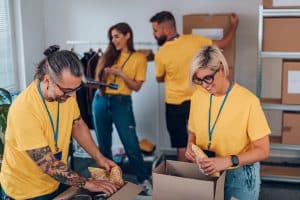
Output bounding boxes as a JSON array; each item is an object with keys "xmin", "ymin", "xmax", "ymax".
[
  {"xmin": 96, "ymin": 22, "xmax": 135, "ymax": 81},
  {"xmin": 34, "ymin": 45, "xmax": 83, "ymax": 81}
]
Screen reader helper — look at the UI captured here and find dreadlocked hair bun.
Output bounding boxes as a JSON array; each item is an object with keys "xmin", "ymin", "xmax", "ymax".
[{"xmin": 43, "ymin": 45, "xmax": 60, "ymax": 57}]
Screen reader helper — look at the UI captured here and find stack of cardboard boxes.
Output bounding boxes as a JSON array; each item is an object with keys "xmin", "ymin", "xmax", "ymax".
[
  {"xmin": 182, "ymin": 13, "xmax": 236, "ymax": 81},
  {"xmin": 263, "ymin": 0, "xmax": 300, "ymax": 146}
]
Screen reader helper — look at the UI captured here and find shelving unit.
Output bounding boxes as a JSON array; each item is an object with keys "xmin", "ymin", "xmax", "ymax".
[{"xmin": 257, "ymin": 5, "xmax": 300, "ymax": 183}]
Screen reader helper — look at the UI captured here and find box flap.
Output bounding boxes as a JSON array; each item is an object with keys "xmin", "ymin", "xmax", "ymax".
[
  {"xmin": 153, "ymin": 172, "xmax": 215, "ymax": 200},
  {"xmin": 153, "ymin": 160, "xmax": 223, "ymax": 200},
  {"xmin": 108, "ymin": 182, "xmax": 143, "ymax": 200},
  {"xmin": 153, "ymin": 159, "xmax": 166, "ymax": 174},
  {"xmin": 166, "ymin": 160, "xmax": 217, "ymax": 181},
  {"xmin": 214, "ymin": 171, "xmax": 226, "ymax": 200}
]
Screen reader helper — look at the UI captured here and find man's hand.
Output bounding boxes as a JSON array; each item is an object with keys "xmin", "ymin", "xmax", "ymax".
[
  {"xmin": 84, "ymin": 179, "xmax": 120, "ymax": 196},
  {"xmin": 96, "ymin": 156, "xmax": 117, "ymax": 172},
  {"xmin": 230, "ymin": 13, "xmax": 239, "ymax": 28}
]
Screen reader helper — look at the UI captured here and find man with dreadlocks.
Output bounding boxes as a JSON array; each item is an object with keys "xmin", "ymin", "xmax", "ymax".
[
  {"xmin": 149, "ymin": 11, "xmax": 238, "ymax": 161},
  {"xmin": 186, "ymin": 45, "xmax": 270, "ymax": 200}
]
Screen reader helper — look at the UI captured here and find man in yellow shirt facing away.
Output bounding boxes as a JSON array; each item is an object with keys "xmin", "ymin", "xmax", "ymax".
[
  {"xmin": 0, "ymin": 45, "xmax": 120, "ymax": 199},
  {"xmin": 149, "ymin": 11, "xmax": 239, "ymax": 161}
]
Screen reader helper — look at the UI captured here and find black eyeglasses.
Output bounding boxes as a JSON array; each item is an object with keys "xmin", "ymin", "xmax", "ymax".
[
  {"xmin": 55, "ymin": 82, "xmax": 83, "ymax": 96},
  {"xmin": 192, "ymin": 69, "xmax": 219, "ymax": 85}
]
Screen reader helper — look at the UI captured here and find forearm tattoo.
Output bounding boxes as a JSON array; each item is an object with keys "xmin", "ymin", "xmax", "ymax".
[{"xmin": 27, "ymin": 146, "xmax": 86, "ymax": 188}]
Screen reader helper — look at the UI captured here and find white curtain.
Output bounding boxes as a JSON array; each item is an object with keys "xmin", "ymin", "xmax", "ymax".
[{"xmin": 0, "ymin": 0, "xmax": 15, "ymax": 89}]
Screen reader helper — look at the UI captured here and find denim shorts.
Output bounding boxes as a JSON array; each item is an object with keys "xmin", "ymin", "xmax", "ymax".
[{"xmin": 225, "ymin": 162, "xmax": 261, "ymax": 200}]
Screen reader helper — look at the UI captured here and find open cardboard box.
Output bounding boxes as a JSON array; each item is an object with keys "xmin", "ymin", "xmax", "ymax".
[
  {"xmin": 53, "ymin": 181, "xmax": 142, "ymax": 200},
  {"xmin": 152, "ymin": 160, "xmax": 226, "ymax": 200}
]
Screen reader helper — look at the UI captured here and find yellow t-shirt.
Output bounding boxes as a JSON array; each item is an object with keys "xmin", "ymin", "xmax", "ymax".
[
  {"xmin": 188, "ymin": 83, "xmax": 271, "ymax": 157},
  {"xmin": 105, "ymin": 51, "xmax": 147, "ymax": 95},
  {"xmin": 155, "ymin": 34, "xmax": 212, "ymax": 104},
  {"xmin": 0, "ymin": 80, "xmax": 80, "ymax": 199}
]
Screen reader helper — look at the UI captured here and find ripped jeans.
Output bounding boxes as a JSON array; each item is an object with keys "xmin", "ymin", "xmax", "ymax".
[
  {"xmin": 92, "ymin": 92, "xmax": 148, "ymax": 182},
  {"xmin": 225, "ymin": 162, "xmax": 261, "ymax": 200}
]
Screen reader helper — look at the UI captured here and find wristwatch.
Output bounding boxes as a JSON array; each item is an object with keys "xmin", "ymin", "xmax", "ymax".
[{"xmin": 230, "ymin": 155, "xmax": 239, "ymax": 167}]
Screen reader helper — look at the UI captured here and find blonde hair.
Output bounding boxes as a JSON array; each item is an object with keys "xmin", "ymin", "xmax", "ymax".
[{"xmin": 190, "ymin": 45, "xmax": 229, "ymax": 85}]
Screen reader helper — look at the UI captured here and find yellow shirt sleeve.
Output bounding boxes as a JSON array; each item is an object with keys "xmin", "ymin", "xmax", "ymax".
[
  {"xmin": 155, "ymin": 52, "xmax": 165, "ymax": 78},
  {"xmin": 10, "ymin": 107, "xmax": 48, "ymax": 151},
  {"xmin": 247, "ymin": 97, "xmax": 271, "ymax": 141},
  {"xmin": 135, "ymin": 54, "xmax": 147, "ymax": 81}
]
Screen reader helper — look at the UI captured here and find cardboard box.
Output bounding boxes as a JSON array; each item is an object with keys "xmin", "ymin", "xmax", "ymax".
[
  {"xmin": 282, "ymin": 60, "xmax": 300, "ymax": 104},
  {"xmin": 263, "ymin": 18, "xmax": 300, "ymax": 52},
  {"xmin": 263, "ymin": 0, "xmax": 300, "ymax": 9},
  {"xmin": 183, "ymin": 13, "xmax": 236, "ymax": 80},
  {"xmin": 153, "ymin": 160, "xmax": 225, "ymax": 200},
  {"xmin": 53, "ymin": 182, "xmax": 142, "ymax": 200},
  {"xmin": 282, "ymin": 112, "xmax": 300, "ymax": 145}
]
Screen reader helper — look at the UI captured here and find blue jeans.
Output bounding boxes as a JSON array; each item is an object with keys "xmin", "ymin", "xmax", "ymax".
[
  {"xmin": 225, "ymin": 162, "xmax": 261, "ymax": 200},
  {"xmin": 92, "ymin": 92, "xmax": 148, "ymax": 182},
  {"xmin": 1, "ymin": 184, "xmax": 69, "ymax": 200}
]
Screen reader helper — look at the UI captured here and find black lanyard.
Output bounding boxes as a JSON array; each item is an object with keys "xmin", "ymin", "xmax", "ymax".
[
  {"xmin": 207, "ymin": 82, "xmax": 233, "ymax": 150},
  {"xmin": 37, "ymin": 82, "xmax": 60, "ymax": 152},
  {"xmin": 113, "ymin": 53, "xmax": 132, "ymax": 83}
]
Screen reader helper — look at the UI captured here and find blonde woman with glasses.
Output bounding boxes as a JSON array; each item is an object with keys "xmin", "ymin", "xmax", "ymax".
[{"xmin": 185, "ymin": 45, "xmax": 270, "ymax": 200}]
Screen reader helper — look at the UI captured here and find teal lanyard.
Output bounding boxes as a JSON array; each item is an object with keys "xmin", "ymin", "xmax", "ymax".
[
  {"xmin": 207, "ymin": 82, "xmax": 233, "ymax": 150},
  {"xmin": 113, "ymin": 53, "xmax": 132, "ymax": 83},
  {"xmin": 37, "ymin": 82, "xmax": 60, "ymax": 152}
]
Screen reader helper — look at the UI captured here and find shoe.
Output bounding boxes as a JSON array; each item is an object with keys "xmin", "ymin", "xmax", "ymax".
[{"xmin": 139, "ymin": 179, "xmax": 153, "ymax": 196}]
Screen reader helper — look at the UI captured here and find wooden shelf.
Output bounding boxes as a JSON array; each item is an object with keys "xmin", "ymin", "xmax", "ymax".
[
  {"xmin": 270, "ymin": 136, "xmax": 282, "ymax": 144},
  {"xmin": 261, "ymin": 165, "xmax": 300, "ymax": 183},
  {"xmin": 260, "ymin": 98, "xmax": 300, "ymax": 111},
  {"xmin": 261, "ymin": 98, "xmax": 282, "ymax": 104}
]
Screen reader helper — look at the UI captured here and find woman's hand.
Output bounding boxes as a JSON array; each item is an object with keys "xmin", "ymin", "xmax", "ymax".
[
  {"xmin": 197, "ymin": 156, "xmax": 231, "ymax": 176},
  {"xmin": 84, "ymin": 179, "xmax": 120, "ymax": 196},
  {"xmin": 104, "ymin": 66, "xmax": 125, "ymax": 78},
  {"xmin": 185, "ymin": 142, "xmax": 196, "ymax": 163}
]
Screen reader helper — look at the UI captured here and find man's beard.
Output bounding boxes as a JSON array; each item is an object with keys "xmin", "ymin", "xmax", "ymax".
[{"xmin": 155, "ymin": 35, "xmax": 167, "ymax": 46}]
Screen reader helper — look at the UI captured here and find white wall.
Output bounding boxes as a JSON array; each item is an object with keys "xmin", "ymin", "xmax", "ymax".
[
  {"xmin": 14, "ymin": 0, "xmax": 45, "ymax": 88},
  {"xmin": 19, "ymin": 0, "xmax": 263, "ymax": 150}
]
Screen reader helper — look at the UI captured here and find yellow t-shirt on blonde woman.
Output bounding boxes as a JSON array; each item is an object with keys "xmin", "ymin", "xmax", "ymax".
[{"xmin": 188, "ymin": 83, "xmax": 271, "ymax": 157}]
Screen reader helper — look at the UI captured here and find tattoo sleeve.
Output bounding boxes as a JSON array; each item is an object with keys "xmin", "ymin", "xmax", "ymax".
[{"xmin": 27, "ymin": 146, "xmax": 86, "ymax": 188}]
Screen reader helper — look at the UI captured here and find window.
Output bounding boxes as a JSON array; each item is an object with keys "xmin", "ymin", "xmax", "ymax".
[{"xmin": 0, "ymin": 0, "xmax": 16, "ymax": 89}]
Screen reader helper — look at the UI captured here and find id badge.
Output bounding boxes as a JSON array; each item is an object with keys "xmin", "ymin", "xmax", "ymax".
[
  {"xmin": 203, "ymin": 149, "xmax": 216, "ymax": 158},
  {"xmin": 54, "ymin": 151, "xmax": 62, "ymax": 160}
]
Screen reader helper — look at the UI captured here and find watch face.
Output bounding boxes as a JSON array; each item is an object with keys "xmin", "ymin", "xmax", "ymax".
[{"xmin": 231, "ymin": 155, "xmax": 239, "ymax": 167}]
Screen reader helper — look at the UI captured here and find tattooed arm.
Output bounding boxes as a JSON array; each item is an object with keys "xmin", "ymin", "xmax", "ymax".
[
  {"xmin": 71, "ymin": 117, "xmax": 116, "ymax": 171},
  {"xmin": 27, "ymin": 146, "xmax": 86, "ymax": 187},
  {"xmin": 26, "ymin": 146, "xmax": 119, "ymax": 195}
]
